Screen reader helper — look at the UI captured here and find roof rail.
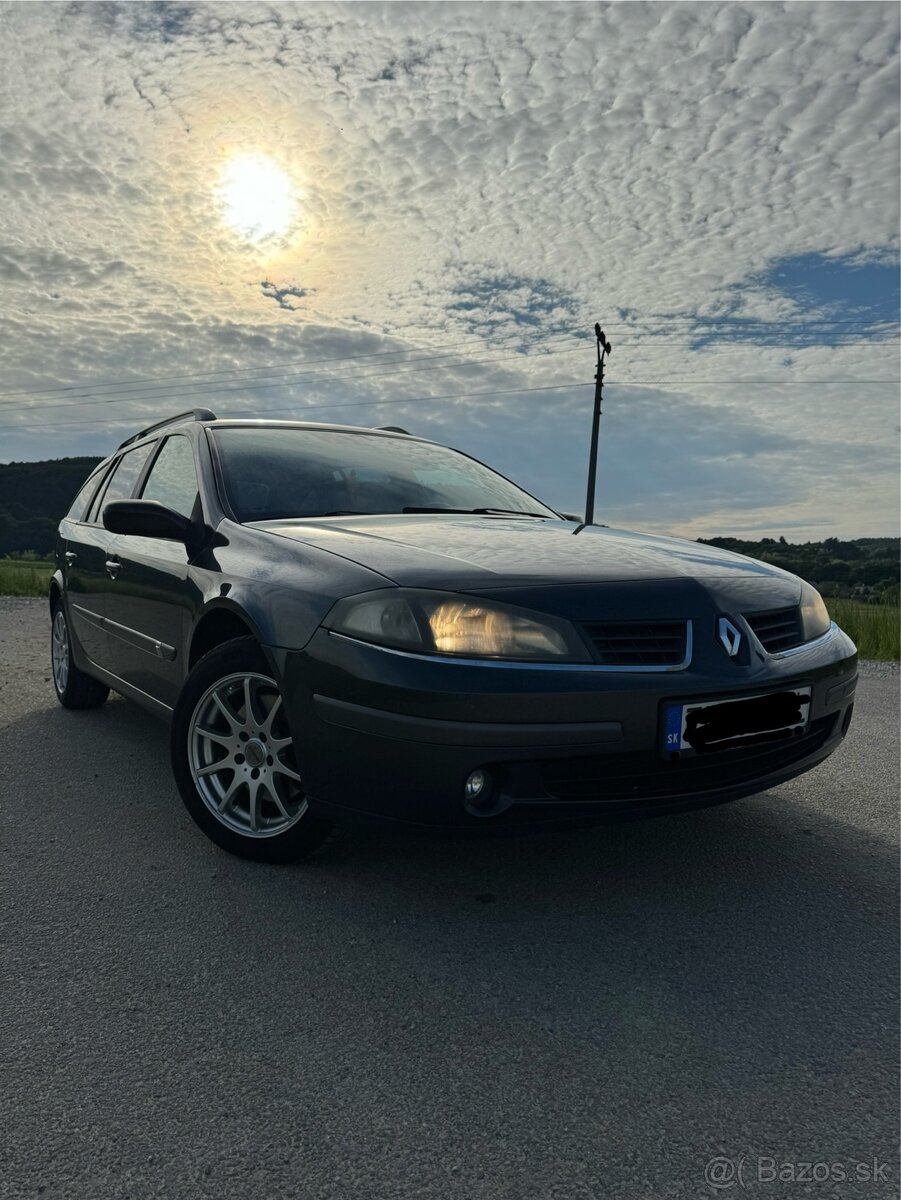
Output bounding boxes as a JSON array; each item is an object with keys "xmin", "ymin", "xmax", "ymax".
[{"xmin": 117, "ymin": 409, "xmax": 218, "ymax": 451}]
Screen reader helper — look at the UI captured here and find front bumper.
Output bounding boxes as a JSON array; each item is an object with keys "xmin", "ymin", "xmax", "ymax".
[{"xmin": 270, "ymin": 622, "xmax": 858, "ymax": 830}]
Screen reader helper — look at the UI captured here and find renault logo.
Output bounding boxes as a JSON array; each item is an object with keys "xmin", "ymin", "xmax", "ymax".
[{"xmin": 717, "ymin": 617, "xmax": 742, "ymax": 657}]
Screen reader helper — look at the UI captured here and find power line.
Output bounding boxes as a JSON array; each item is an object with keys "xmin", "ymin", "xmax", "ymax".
[
  {"xmin": 0, "ymin": 342, "xmax": 593, "ymax": 415},
  {"xmin": 0, "ymin": 330, "xmax": 585, "ymax": 402},
  {"xmin": 0, "ymin": 332, "xmax": 494, "ymax": 398},
  {"xmin": 0, "ymin": 381, "xmax": 592, "ymax": 435},
  {"xmin": 608, "ymin": 317, "xmax": 899, "ymax": 327},
  {"xmin": 0, "ymin": 378, "xmax": 895, "ymax": 437},
  {"xmin": 1, "ymin": 318, "xmax": 895, "ymax": 403},
  {"xmin": 1, "ymin": 331, "xmax": 895, "ymax": 416},
  {"xmin": 230, "ymin": 378, "xmax": 897, "ymax": 420},
  {"xmin": 605, "ymin": 378, "xmax": 897, "ymax": 384}
]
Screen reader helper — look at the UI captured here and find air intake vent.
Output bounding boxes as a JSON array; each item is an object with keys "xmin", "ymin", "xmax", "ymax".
[
  {"xmin": 579, "ymin": 619, "xmax": 688, "ymax": 667},
  {"xmin": 538, "ymin": 714, "xmax": 837, "ymax": 804},
  {"xmin": 745, "ymin": 606, "xmax": 804, "ymax": 653}
]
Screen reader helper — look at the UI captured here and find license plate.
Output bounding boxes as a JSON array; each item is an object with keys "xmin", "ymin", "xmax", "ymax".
[{"xmin": 662, "ymin": 687, "xmax": 812, "ymax": 753}]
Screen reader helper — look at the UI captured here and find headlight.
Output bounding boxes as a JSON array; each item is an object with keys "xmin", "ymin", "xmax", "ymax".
[
  {"xmin": 324, "ymin": 589, "xmax": 592, "ymax": 662},
  {"xmin": 799, "ymin": 582, "xmax": 831, "ymax": 641}
]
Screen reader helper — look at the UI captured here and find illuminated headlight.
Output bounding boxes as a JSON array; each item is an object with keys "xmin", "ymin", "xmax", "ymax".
[
  {"xmin": 428, "ymin": 599, "xmax": 568, "ymax": 657},
  {"xmin": 325, "ymin": 589, "xmax": 592, "ymax": 662},
  {"xmin": 799, "ymin": 582, "xmax": 831, "ymax": 642}
]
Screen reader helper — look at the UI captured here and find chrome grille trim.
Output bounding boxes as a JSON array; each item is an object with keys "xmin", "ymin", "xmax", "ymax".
[{"xmin": 766, "ymin": 621, "xmax": 840, "ymax": 660}]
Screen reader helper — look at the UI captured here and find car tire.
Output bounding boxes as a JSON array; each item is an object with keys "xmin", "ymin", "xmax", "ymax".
[
  {"xmin": 51, "ymin": 601, "xmax": 110, "ymax": 709},
  {"xmin": 170, "ymin": 636, "xmax": 334, "ymax": 863}
]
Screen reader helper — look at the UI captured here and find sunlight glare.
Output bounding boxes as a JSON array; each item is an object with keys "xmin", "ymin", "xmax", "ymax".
[{"xmin": 218, "ymin": 155, "xmax": 296, "ymax": 242}]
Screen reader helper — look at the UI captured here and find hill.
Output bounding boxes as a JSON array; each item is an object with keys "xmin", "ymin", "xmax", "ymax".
[
  {"xmin": 0, "ymin": 458, "xmax": 898, "ymax": 600},
  {"xmin": 0, "ymin": 457, "xmax": 102, "ymax": 556},
  {"xmin": 697, "ymin": 536, "xmax": 899, "ymax": 602}
]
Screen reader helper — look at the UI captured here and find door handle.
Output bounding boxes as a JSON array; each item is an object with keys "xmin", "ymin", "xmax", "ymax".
[
  {"xmin": 64, "ymin": 551, "xmax": 77, "ymax": 564},
  {"xmin": 105, "ymin": 558, "xmax": 121, "ymax": 579}
]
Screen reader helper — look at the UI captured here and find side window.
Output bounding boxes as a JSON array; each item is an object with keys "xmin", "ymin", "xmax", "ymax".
[
  {"xmin": 86, "ymin": 442, "xmax": 156, "ymax": 524},
  {"xmin": 66, "ymin": 468, "xmax": 106, "ymax": 521},
  {"xmin": 140, "ymin": 436, "xmax": 199, "ymax": 519}
]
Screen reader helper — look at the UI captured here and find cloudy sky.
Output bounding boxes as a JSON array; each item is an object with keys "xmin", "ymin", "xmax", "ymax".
[{"xmin": 0, "ymin": 0, "xmax": 898, "ymax": 538}]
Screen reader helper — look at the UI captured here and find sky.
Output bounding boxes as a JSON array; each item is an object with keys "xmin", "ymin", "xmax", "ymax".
[{"xmin": 0, "ymin": 0, "xmax": 898, "ymax": 540}]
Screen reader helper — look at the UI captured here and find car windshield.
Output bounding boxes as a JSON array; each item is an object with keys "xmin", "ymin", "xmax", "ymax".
[{"xmin": 212, "ymin": 427, "xmax": 558, "ymax": 523}]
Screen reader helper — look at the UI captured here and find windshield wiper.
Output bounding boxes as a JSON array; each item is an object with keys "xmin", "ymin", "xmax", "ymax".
[
  {"xmin": 402, "ymin": 506, "xmax": 550, "ymax": 518},
  {"xmin": 315, "ymin": 506, "xmax": 552, "ymax": 519}
]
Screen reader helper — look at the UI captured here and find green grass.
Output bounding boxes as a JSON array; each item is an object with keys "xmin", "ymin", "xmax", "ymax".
[
  {"xmin": 0, "ymin": 557, "xmax": 896, "ymax": 660},
  {"xmin": 828, "ymin": 598, "xmax": 899, "ymax": 662},
  {"xmin": 0, "ymin": 558, "xmax": 54, "ymax": 597}
]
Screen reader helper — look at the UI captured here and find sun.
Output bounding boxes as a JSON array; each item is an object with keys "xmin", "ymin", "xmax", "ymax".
[{"xmin": 218, "ymin": 155, "xmax": 296, "ymax": 243}]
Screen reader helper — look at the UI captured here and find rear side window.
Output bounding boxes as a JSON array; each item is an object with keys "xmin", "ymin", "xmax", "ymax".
[
  {"xmin": 86, "ymin": 441, "xmax": 156, "ymax": 524},
  {"xmin": 140, "ymin": 436, "xmax": 199, "ymax": 518},
  {"xmin": 66, "ymin": 468, "xmax": 106, "ymax": 521}
]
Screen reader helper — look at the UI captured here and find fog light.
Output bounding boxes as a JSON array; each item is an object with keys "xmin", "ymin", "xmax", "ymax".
[{"xmin": 464, "ymin": 769, "xmax": 489, "ymax": 800}]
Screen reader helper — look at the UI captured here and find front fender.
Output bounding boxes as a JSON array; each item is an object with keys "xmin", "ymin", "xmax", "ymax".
[
  {"xmin": 186, "ymin": 516, "xmax": 392, "ymax": 663},
  {"xmin": 188, "ymin": 582, "xmax": 338, "ymax": 658}
]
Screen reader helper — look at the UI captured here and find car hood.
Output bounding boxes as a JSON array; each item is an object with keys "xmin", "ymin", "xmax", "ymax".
[{"xmin": 252, "ymin": 514, "xmax": 795, "ymax": 592}]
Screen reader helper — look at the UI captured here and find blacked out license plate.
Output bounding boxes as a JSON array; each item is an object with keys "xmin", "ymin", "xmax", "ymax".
[{"xmin": 662, "ymin": 687, "xmax": 812, "ymax": 753}]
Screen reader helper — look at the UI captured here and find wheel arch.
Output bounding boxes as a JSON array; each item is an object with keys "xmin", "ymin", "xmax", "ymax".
[
  {"xmin": 49, "ymin": 570, "xmax": 64, "ymax": 616},
  {"xmin": 188, "ymin": 601, "xmax": 269, "ymax": 671}
]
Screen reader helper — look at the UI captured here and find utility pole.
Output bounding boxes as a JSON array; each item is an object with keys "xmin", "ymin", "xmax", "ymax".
[{"xmin": 583, "ymin": 322, "xmax": 612, "ymax": 526}]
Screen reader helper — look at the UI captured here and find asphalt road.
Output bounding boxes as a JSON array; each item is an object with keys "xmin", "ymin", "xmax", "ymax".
[{"xmin": 1, "ymin": 597, "xmax": 898, "ymax": 1200}]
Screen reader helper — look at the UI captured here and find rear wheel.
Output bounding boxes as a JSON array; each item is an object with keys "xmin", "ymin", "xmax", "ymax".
[
  {"xmin": 171, "ymin": 637, "xmax": 333, "ymax": 863},
  {"xmin": 50, "ymin": 603, "xmax": 109, "ymax": 709}
]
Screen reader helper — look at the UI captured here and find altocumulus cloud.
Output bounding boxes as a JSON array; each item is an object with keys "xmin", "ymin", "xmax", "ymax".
[{"xmin": 0, "ymin": 0, "xmax": 897, "ymax": 537}]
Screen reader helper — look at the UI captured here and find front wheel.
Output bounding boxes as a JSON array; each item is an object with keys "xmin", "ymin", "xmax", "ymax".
[{"xmin": 170, "ymin": 637, "xmax": 333, "ymax": 863}]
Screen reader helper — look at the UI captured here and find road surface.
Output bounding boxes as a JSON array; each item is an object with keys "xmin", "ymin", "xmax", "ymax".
[{"xmin": 1, "ymin": 598, "xmax": 897, "ymax": 1199}]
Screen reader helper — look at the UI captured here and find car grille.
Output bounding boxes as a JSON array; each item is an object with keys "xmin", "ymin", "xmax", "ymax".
[
  {"xmin": 536, "ymin": 714, "xmax": 837, "ymax": 805},
  {"xmin": 578, "ymin": 619, "xmax": 688, "ymax": 667},
  {"xmin": 744, "ymin": 606, "xmax": 804, "ymax": 653}
]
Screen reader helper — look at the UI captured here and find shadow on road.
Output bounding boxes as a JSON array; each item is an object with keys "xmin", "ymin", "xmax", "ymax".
[
  {"xmin": 3, "ymin": 687, "xmax": 898, "ymax": 1198},
  {"xmin": 6, "ymin": 687, "xmax": 896, "ymax": 932}
]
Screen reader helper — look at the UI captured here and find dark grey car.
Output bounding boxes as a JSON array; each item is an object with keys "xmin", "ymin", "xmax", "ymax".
[{"xmin": 49, "ymin": 410, "xmax": 858, "ymax": 862}]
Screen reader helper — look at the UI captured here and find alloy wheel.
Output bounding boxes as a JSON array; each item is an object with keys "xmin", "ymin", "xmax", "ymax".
[
  {"xmin": 51, "ymin": 609, "xmax": 70, "ymax": 694},
  {"xmin": 188, "ymin": 671, "xmax": 307, "ymax": 838}
]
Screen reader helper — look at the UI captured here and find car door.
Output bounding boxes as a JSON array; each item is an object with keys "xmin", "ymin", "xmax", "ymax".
[
  {"xmin": 58, "ymin": 463, "xmax": 113, "ymax": 668},
  {"xmin": 64, "ymin": 443, "xmax": 156, "ymax": 671},
  {"xmin": 103, "ymin": 434, "xmax": 201, "ymax": 707}
]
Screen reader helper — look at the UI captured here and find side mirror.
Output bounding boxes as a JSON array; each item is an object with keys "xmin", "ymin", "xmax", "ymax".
[
  {"xmin": 103, "ymin": 499, "xmax": 191, "ymax": 542},
  {"xmin": 558, "ymin": 512, "xmax": 582, "ymax": 522}
]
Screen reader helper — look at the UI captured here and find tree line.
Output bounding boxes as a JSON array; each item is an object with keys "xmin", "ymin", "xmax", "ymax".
[
  {"xmin": 698, "ymin": 536, "xmax": 899, "ymax": 602},
  {"xmin": 0, "ymin": 456, "xmax": 897, "ymax": 600},
  {"xmin": 0, "ymin": 457, "xmax": 102, "ymax": 558}
]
